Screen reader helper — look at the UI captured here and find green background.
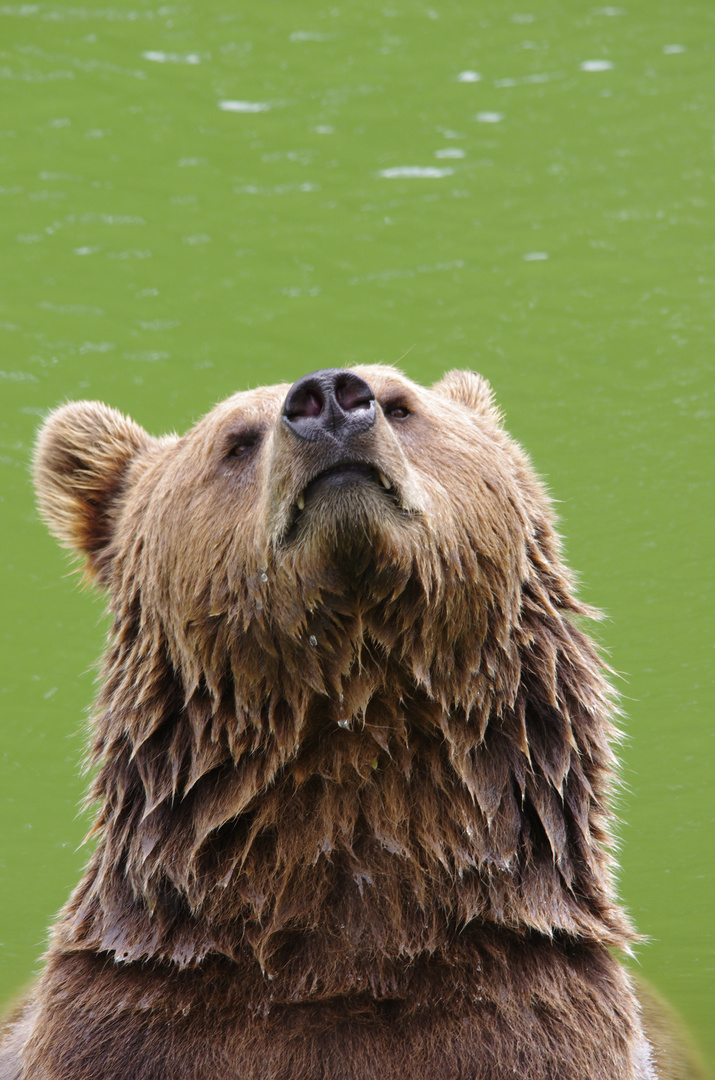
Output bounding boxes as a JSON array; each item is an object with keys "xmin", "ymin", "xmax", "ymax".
[{"xmin": 1, "ymin": 0, "xmax": 712, "ymax": 1066}]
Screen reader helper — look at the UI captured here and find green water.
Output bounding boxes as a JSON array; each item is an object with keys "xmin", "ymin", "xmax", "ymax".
[{"xmin": 1, "ymin": 0, "xmax": 712, "ymax": 1065}]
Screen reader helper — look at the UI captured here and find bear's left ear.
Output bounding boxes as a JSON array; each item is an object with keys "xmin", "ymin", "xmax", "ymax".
[
  {"xmin": 432, "ymin": 369, "xmax": 500, "ymax": 420},
  {"xmin": 34, "ymin": 401, "xmax": 154, "ymax": 583}
]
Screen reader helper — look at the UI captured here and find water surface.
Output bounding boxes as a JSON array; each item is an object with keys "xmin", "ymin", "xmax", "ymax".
[{"xmin": 1, "ymin": 0, "xmax": 712, "ymax": 1064}]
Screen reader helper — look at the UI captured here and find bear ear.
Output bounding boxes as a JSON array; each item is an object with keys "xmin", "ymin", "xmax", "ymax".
[
  {"xmin": 34, "ymin": 401, "xmax": 153, "ymax": 582},
  {"xmin": 432, "ymin": 369, "xmax": 501, "ymax": 420}
]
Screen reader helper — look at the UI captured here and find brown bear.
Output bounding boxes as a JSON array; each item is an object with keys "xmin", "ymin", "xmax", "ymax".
[{"xmin": 1, "ymin": 366, "xmax": 660, "ymax": 1078}]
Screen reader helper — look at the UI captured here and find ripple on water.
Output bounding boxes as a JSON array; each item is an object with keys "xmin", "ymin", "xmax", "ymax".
[
  {"xmin": 378, "ymin": 166, "xmax": 454, "ymax": 179},
  {"xmin": 580, "ymin": 59, "xmax": 614, "ymax": 71},
  {"xmin": 142, "ymin": 51, "xmax": 201, "ymax": 64},
  {"xmin": 219, "ymin": 100, "xmax": 270, "ymax": 113}
]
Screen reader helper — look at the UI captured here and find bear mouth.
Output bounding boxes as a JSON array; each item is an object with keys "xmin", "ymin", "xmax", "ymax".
[
  {"xmin": 298, "ymin": 462, "xmax": 393, "ymax": 507},
  {"xmin": 287, "ymin": 461, "xmax": 396, "ymax": 524}
]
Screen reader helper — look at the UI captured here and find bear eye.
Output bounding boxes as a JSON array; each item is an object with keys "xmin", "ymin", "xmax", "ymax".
[
  {"xmin": 384, "ymin": 402, "xmax": 411, "ymax": 420},
  {"xmin": 225, "ymin": 430, "xmax": 261, "ymax": 460}
]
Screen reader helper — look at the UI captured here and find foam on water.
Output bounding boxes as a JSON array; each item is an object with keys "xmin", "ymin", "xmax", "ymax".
[
  {"xmin": 475, "ymin": 112, "xmax": 503, "ymax": 123},
  {"xmin": 435, "ymin": 148, "xmax": 465, "ymax": 159},
  {"xmin": 457, "ymin": 71, "xmax": 481, "ymax": 82},
  {"xmin": 523, "ymin": 251, "xmax": 549, "ymax": 261}
]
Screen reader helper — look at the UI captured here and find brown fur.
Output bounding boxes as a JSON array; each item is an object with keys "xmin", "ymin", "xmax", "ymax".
[{"xmin": 2, "ymin": 366, "xmax": 659, "ymax": 1078}]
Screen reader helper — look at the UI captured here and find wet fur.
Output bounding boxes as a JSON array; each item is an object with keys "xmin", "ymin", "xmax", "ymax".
[{"xmin": 2, "ymin": 367, "xmax": 657, "ymax": 1078}]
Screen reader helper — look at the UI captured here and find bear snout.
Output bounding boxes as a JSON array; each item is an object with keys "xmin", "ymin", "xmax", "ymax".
[{"xmin": 282, "ymin": 368, "xmax": 376, "ymax": 443}]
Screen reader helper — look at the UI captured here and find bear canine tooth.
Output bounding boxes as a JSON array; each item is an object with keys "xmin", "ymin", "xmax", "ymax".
[
  {"xmin": 378, "ymin": 472, "xmax": 392, "ymax": 490},
  {"xmin": 296, "ymin": 492, "xmax": 305, "ymax": 511}
]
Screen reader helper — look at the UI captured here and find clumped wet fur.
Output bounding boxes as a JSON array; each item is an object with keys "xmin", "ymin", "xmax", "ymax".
[{"xmin": 2, "ymin": 367, "xmax": 660, "ymax": 1079}]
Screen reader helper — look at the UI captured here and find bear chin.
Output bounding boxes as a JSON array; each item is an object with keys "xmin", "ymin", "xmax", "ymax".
[{"xmin": 286, "ymin": 468, "xmax": 404, "ymax": 547}]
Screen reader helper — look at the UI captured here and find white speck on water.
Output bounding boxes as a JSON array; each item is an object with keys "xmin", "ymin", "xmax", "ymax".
[
  {"xmin": 0, "ymin": 370, "xmax": 37, "ymax": 383},
  {"xmin": 290, "ymin": 30, "xmax": 331, "ymax": 41},
  {"xmin": 511, "ymin": 13, "xmax": 535, "ymax": 22},
  {"xmin": 74, "ymin": 246, "xmax": 98, "ymax": 255},
  {"xmin": 260, "ymin": 572, "xmax": 268, "ymax": 583},
  {"xmin": 236, "ymin": 181, "xmax": 319, "ymax": 195},
  {"xmin": 580, "ymin": 59, "xmax": 614, "ymax": 71},
  {"xmin": 457, "ymin": 70, "xmax": 481, "ymax": 82},
  {"xmin": 79, "ymin": 341, "xmax": 114, "ymax": 353},
  {"xmin": 309, "ymin": 635, "xmax": 318, "ymax": 646},
  {"xmin": 315, "ymin": 125, "xmax": 334, "ymax": 134},
  {"xmin": 142, "ymin": 51, "xmax": 201, "ymax": 64},
  {"xmin": 219, "ymin": 100, "xmax": 270, "ymax": 113},
  {"xmin": 495, "ymin": 72, "xmax": 553, "ymax": 88},
  {"xmin": 475, "ymin": 111, "xmax": 503, "ymax": 123},
  {"xmin": 378, "ymin": 166, "xmax": 454, "ymax": 178},
  {"xmin": 435, "ymin": 147, "xmax": 465, "ymax": 159},
  {"xmin": 592, "ymin": 6, "xmax": 624, "ymax": 14},
  {"xmin": 523, "ymin": 251, "xmax": 549, "ymax": 261},
  {"xmin": 663, "ymin": 44, "xmax": 686, "ymax": 54}
]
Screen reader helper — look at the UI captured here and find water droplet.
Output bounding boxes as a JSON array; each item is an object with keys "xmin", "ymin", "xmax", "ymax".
[
  {"xmin": 309, "ymin": 635, "xmax": 318, "ymax": 646},
  {"xmin": 260, "ymin": 572, "xmax": 268, "ymax": 582},
  {"xmin": 337, "ymin": 718, "xmax": 350, "ymax": 729}
]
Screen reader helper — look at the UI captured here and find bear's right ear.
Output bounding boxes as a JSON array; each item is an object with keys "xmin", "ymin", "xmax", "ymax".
[
  {"xmin": 34, "ymin": 401, "xmax": 153, "ymax": 583},
  {"xmin": 432, "ymin": 369, "xmax": 501, "ymax": 421}
]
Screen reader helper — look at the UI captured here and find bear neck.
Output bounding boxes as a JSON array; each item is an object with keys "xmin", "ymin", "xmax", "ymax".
[{"xmin": 55, "ymin": 545, "xmax": 635, "ymax": 980}]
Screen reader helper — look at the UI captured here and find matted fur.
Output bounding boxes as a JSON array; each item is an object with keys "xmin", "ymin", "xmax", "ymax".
[{"xmin": 2, "ymin": 367, "xmax": 656, "ymax": 1079}]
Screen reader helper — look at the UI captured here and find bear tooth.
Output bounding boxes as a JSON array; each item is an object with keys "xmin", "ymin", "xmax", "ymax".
[
  {"xmin": 378, "ymin": 472, "xmax": 392, "ymax": 490},
  {"xmin": 296, "ymin": 492, "xmax": 305, "ymax": 511}
]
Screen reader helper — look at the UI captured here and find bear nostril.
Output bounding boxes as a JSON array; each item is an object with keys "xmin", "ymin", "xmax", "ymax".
[
  {"xmin": 283, "ymin": 385, "xmax": 324, "ymax": 421},
  {"xmin": 335, "ymin": 374, "xmax": 374, "ymax": 413}
]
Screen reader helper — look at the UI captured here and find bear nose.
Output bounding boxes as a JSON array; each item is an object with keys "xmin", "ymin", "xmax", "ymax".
[{"xmin": 282, "ymin": 369, "xmax": 376, "ymax": 443}]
